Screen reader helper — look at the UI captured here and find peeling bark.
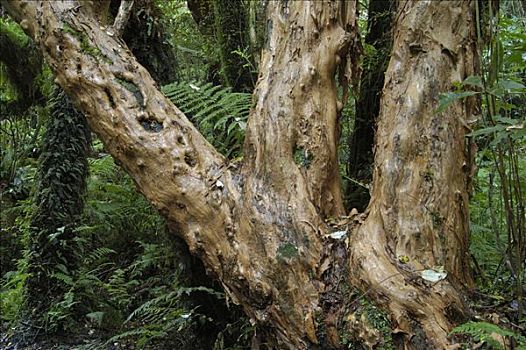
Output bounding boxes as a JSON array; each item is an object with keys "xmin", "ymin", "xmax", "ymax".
[
  {"xmin": 3, "ymin": 0, "xmax": 479, "ymax": 348},
  {"xmin": 349, "ymin": 1, "xmax": 478, "ymax": 348},
  {"xmin": 2, "ymin": 1, "xmax": 350, "ymax": 347}
]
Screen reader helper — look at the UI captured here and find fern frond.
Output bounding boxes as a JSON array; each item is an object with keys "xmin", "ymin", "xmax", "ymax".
[
  {"xmin": 162, "ymin": 81, "xmax": 251, "ymax": 157},
  {"xmin": 84, "ymin": 247, "xmax": 116, "ymax": 265},
  {"xmin": 451, "ymin": 321, "xmax": 526, "ymax": 350}
]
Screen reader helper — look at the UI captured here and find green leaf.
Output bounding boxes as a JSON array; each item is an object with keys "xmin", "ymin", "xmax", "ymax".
[
  {"xmin": 493, "ymin": 115, "xmax": 517, "ymax": 125},
  {"xmin": 499, "ymin": 79, "xmax": 525, "ymax": 91},
  {"xmin": 436, "ymin": 91, "xmax": 479, "ymax": 114},
  {"xmin": 450, "ymin": 321, "xmax": 526, "ymax": 350},
  {"xmin": 56, "ymin": 263, "xmax": 69, "ymax": 274},
  {"xmin": 462, "ymin": 75, "xmax": 483, "ymax": 88},
  {"xmin": 52, "ymin": 272, "xmax": 74, "ymax": 286},
  {"xmin": 467, "ymin": 125, "xmax": 506, "ymax": 137}
]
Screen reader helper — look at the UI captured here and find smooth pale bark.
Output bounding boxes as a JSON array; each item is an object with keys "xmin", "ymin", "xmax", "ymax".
[
  {"xmin": 3, "ymin": 0, "xmax": 477, "ymax": 349},
  {"xmin": 112, "ymin": 0, "xmax": 133, "ymax": 36}
]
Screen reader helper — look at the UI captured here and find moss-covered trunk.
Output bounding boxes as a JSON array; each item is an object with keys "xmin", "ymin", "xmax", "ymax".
[
  {"xmin": 114, "ymin": 0, "xmax": 178, "ymax": 85},
  {"xmin": 25, "ymin": 88, "xmax": 91, "ymax": 331},
  {"xmin": 188, "ymin": 0, "xmax": 256, "ymax": 92},
  {"xmin": 3, "ymin": 0, "xmax": 478, "ymax": 348},
  {"xmin": 0, "ymin": 18, "xmax": 44, "ymax": 115}
]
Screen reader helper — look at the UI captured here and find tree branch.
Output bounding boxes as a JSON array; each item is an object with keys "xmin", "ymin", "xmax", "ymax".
[
  {"xmin": 112, "ymin": 0, "xmax": 134, "ymax": 37},
  {"xmin": 1, "ymin": 0, "xmax": 232, "ymax": 250},
  {"xmin": 2, "ymin": 1, "xmax": 359, "ymax": 347}
]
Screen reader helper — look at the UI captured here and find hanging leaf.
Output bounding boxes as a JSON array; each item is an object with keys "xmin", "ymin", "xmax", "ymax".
[
  {"xmin": 86, "ymin": 311, "xmax": 105, "ymax": 326},
  {"xmin": 436, "ymin": 91, "xmax": 479, "ymax": 114},
  {"xmin": 467, "ymin": 124, "xmax": 506, "ymax": 137},
  {"xmin": 462, "ymin": 75, "xmax": 483, "ymax": 88},
  {"xmin": 498, "ymin": 79, "xmax": 525, "ymax": 91}
]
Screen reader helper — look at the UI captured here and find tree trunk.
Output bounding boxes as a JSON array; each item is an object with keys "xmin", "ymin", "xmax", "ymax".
[
  {"xmin": 3, "ymin": 0, "xmax": 478, "ymax": 348},
  {"xmin": 25, "ymin": 87, "xmax": 91, "ymax": 332},
  {"xmin": 347, "ymin": 0, "xmax": 394, "ymax": 211},
  {"xmin": 0, "ymin": 17, "xmax": 44, "ymax": 115},
  {"xmin": 188, "ymin": 0, "xmax": 256, "ymax": 92},
  {"xmin": 348, "ymin": 0, "xmax": 478, "ymax": 348},
  {"xmin": 112, "ymin": 0, "xmax": 178, "ymax": 85}
]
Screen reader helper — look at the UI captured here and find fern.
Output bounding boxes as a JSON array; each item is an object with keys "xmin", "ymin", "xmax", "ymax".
[
  {"xmin": 83, "ymin": 247, "xmax": 116, "ymax": 265},
  {"xmin": 125, "ymin": 286, "xmax": 222, "ymax": 324},
  {"xmin": 106, "ymin": 326, "xmax": 169, "ymax": 349},
  {"xmin": 162, "ymin": 81, "xmax": 251, "ymax": 157},
  {"xmin": 450, "ymin": 321, "xmax": 526, "ymax": 350},
  {"xmin": 106, "ymin": 268, "xmax": 138, "ymax": 309},
  {"xmin": 125, "ymin": 291, "xmax": 183, "ymax": 323},
  {"xmin": 104, "ymin": 284, "xmax": 224, "ymax": 348}
]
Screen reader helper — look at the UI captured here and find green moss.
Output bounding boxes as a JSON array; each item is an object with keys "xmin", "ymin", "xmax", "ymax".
[
  {"xmin": 0, "ymin": 17, "xmax": 30, "ymax": 47},
  {"xmin": 117, "ymin": 78, "xmax": 139, "ymax": 94},
  {"xmin": 61, "ymin": 24, "xmax": 110, "ymax": 63},
  {"xmin": 361, "ymin": 299, "xmax": 394, "ymax": 350},
  {"xmin": 294, "ymin": 147, "xmax": 313, "ymax": 168},
  {"xmin": 0, "ymin": 62, "xmax": 17, "ymax": 102},
  {"xmin": 61, "ymin": 23, "xmax": 78, "ymax": 37},
  {"xmin": 277, "ymin": 242, "xmax": 298, "ymax": 260},
  {"xmin": 116, "ymin": 78, "xmax": 144, "ymax": 106},
  {"xmin": 79, "ymin": 33, "xmax": 102, "ymax": 58},
  {"xmin": 340, "ymin": 297, "xmax": 394, "ymax": 349},
  {"xmin": 35, "ymin": 65, "xmax": 54, "ymax": 99},
  {"xmin": 314, "ymin": 309, "xmax": 327, "ymax": 344},
  {"xmin": 423, "ymin": 169, "xmax": 434, "ymax": 182}
]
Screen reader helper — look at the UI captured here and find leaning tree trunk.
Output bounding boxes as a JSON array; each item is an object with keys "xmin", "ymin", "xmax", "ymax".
[
  {"xmin": 3, "ymin": 0, "xmax": 478, "ymax": 348},
  {"xmin": 0, "ymin": 18, "xmax": 44, "ymax": 115}
]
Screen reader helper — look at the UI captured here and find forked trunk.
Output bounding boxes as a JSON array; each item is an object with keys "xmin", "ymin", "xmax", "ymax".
[{"xmin": 3, "ymin": 0, "xmax": 478, "ymax": 348}]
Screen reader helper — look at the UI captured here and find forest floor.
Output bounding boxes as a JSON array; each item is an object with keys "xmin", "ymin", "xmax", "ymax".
[
  {"xmin": 1, "ymin": 292, "xmax": 524, "ymax": 350},
  {"xmin": 0, "ymin": 325, "xmax": 120, "ymax": 350}
]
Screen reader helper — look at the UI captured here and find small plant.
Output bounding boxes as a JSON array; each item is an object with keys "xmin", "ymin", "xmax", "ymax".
[
  {"xmin": 0, "ymin": 263, "xmax": 28, "ymax": 323},
  {"xmin": 450, "ymin": 321, "xmax": 526, "ymax": 350}
]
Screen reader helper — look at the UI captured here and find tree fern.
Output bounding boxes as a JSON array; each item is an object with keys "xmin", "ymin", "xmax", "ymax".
[{"xmin": 162, "ymin": 81, "xmax": 251, "ymax": 157}]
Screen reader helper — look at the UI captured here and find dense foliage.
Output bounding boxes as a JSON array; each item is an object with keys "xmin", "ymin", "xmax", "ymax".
[{"xmin": 0, "ymin": 1, "xmax": 525, "ymax": 349}]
